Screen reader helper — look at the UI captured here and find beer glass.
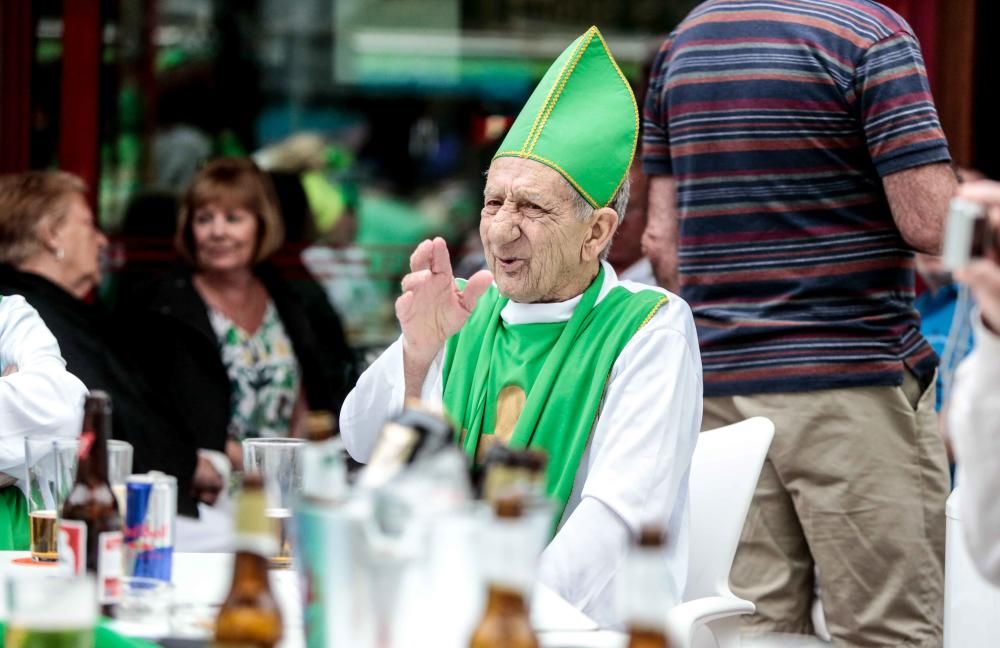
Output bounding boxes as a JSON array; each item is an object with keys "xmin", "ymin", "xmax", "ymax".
[
  {"xmin": 107, "ymin": 439, "xmax": 133, "ymax": 516},
  {"xmin": 243, "ymin": 438, "xmax": 305, "ymax": 567},
  {"xmin": 23, "ymin": 437, "xmax": 80, "ymax": 562},
  {"xmin": 4, "ymin": 575, "xmax": 97, "ymax": 648}
]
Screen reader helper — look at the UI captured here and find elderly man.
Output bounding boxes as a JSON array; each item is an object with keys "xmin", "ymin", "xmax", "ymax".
[{"xmin": 340, "ymin": 27, "xmax": 702, "ymax": 626}]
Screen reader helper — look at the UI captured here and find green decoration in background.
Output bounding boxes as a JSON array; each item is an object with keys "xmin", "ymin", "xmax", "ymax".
[
  {"xmin": 493, "ymin": 26, "xmax": 639, "ymax": 209},
  {"xmin": 302, "ymin": 170, "xmax": 347, "ymax": 234}
]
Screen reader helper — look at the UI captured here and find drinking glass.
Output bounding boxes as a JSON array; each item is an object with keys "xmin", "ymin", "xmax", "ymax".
[
  {"xmin": 113, "ymin": 576, "xmax": 173, "ymax": 636},
  {"xmin": 107, "ymin": 439, "xmax": 133, "ymax": 516},
  {"xmin": 4, "ymin": 574, "xmax": 97, "ymax": 648},
  {"xmin": 243, "ymin": 438, "xmax": 306, "ymax": 567},
  {"xmin": 23, "ymin": 437, "xmax": 80, "ymax": 562}
]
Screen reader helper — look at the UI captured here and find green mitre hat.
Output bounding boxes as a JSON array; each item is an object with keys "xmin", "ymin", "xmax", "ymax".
[{"xmin": 493, "ymin": 26, "xmax": 638, "ymax": 209}]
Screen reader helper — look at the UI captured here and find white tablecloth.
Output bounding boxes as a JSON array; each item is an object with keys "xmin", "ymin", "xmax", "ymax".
[{"xmin": 0, "ymin": 551, "xmax": 623, "ymax": 647}]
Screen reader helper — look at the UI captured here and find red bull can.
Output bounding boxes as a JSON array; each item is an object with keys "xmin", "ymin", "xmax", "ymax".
[{"xmin": 124, "ymin": 472, "xmax": 176, "ymax": 581}]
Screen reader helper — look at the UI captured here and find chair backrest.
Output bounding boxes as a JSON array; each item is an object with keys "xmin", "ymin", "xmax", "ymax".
[{"xmin": 684, "ymin": 417, "xmax": 774, "ymax": 601}]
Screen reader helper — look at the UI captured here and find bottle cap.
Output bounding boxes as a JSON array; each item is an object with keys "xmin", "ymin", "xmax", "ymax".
[
  {"xmin": 305, "ymin": 410, "xmax": 337, "ymax": 441},
  {"xmin": 513, "ymin": 449, "xmax": 548, "ymax": 473},
  {"xmin": 637, "ymin": 525, "xmax": 667, "ymax": 548}
]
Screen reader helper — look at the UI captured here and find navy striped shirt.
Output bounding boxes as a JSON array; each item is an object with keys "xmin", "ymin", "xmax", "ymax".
[{"xmin": 642, "ymin": 0, "xmax": 951, "ymax": 396}]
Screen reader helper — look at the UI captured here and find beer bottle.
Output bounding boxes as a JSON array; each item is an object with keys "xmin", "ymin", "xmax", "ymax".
[
  {"xmin": 359, "ymin": 399, "xmax": 455, "ymax": 488},
  {"xmin": 60, "ymin": 390, "xmax": 123, "ymax": 616},
  {"xmin": 623, "ymin": 526, "xmax": 674, "ymax": 648},
  {"xmin": 214, "ymin": 474, "xmax": 283, "ymax": 648},
  {"xmin": 469, "ymin": 496, "xmax": 539, "ymax": 648}
]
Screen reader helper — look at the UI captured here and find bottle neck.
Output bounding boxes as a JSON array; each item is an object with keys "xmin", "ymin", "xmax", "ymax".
[
  {"xmin": 479, "ymin": 516, "xmax": 538, "ymax": 596},
  {"xmin": 232, "ymin": 487, "xmax": 279, "ymax": 556},
  {"xmin": 76, "ymin": 413, "xmax": 110, "ymax": 485},
  {"xmin": 484, "ymin": 585, "xmax": 529, "ymax": 617},
  {"xmin": 231, "ymin": 550, "xmax": 272, "ymax": 592},
  {"xmin": 621, "ymin": 546, "xmax": 675, "ymax": 634}
]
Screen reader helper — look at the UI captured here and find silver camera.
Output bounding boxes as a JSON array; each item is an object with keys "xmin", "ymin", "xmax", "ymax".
[{"xmin": 942, "ymin": 197, "xmax": 993, "ymax": 270}]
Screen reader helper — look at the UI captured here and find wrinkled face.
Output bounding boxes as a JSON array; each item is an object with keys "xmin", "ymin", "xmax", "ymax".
[
  {"xmin": 481, "ymin": 158, "xmax": 596, "ymax": 303},
  {"xmin": 192, "ymin": 202, "xmax": 259, "ymax": 273},
  {"xmin": 52, "ymin": 194, "xmax": 107, "ymax": 297}
]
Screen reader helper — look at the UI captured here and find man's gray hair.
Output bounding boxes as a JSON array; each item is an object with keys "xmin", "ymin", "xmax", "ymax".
[{"xmin": 567, "ymin": 176, "xmax": 630, "ymax": 259}]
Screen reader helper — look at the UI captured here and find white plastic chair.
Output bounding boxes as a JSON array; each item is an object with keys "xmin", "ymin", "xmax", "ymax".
[
  {"xmin": 667, "ymin": 416, "xmax": 775, "ymax": 648},
  {"xmin": 944, "ymin": 487, "xmax": 1000, "ymax": 647}
]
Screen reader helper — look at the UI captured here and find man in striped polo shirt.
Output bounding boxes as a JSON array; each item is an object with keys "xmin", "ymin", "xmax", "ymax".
[{"xmin": 642, "ymin": 1, "xmax": 956, "ymax": 645}]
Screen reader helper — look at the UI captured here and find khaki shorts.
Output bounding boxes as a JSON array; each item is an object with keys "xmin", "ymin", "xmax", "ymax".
[{"xmin": 703, "ymin": 370, "xmax": 948, "ymax": 647}]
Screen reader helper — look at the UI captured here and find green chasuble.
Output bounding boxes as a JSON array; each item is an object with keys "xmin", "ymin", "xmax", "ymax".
[
  {"xmin": 442, "ymin": 267, "xmax": 668, "ymax": 527},
  {"xmin": 0, "ymin": 487, "xmax": 30, "ymax": 551}
]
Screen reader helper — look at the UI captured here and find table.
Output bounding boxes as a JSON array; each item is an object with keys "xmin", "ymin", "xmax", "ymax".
[{"xmin": 0, "ymin": 551, "xmax": 624, "ymax": 647}]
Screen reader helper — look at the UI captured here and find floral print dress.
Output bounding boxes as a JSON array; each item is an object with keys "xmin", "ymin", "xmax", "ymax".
[{"xmin": 208, "ymin": 300, "xmax": 301, "ymax": 441}]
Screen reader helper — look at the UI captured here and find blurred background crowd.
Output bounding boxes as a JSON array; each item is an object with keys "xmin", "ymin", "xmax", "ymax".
[
  {"xmin": 2, "ymin": 0, "xmax": 709, "ymax": 359},
  {"xmin": 1, "ymin": 0, "xmax": 995, "ymax": 356}
]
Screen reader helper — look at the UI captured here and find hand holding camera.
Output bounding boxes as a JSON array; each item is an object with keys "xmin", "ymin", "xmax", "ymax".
[{"xmin": 948, "ymin": 180, "xmax": 1000, "ymax": 333}]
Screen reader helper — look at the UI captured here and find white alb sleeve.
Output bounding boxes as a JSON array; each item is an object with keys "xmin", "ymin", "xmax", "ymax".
[{"xmin": 0, "ymin": 295, "xmax": 87, "ymax": 471}]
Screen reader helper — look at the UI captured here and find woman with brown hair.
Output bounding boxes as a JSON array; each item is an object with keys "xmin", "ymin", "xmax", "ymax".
[{"xmin": 137, "ymin": 157, "xmax": 354, "ymax": 470}]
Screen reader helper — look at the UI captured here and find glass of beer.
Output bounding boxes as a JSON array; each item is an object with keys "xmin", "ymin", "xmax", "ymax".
[
  {"xmin": 23, "ymin": 436, "xmax": 80, "ymax": 562},
  {"xmin": 107, "ymin": 439, "xmax": 134, "ymax": 516},
  {"xmin": 243, "ymin": 437, "xmax": 306, "ymax": 568},
  {"xmin": 4, "ymin": 574, "xmax": 97, "ymax": 648}
]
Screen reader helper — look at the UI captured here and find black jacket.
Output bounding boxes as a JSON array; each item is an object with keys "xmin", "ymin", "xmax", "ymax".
[
  {"xmin": 127, "ymin": 262, "xmax": 357, "ymax": 451},
  {"xmin": 0, "ymin": 265, "xmax": 199, "ymax": 517}
]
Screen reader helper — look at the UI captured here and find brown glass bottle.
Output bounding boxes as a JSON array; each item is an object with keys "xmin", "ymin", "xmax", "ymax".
[
  {"xmin": 468, "ymin": 497, "xmax": 539, "ymax": 648},
  {"xmin": 214, "ymin": 474, "xmax": 283, "ymax": 648},
  {"xmin": 624, "ymin": 526, "xmax": 673, "ymax": 648},
  {"xmin": 60, "ymin": 390, "xmax": 123, "ymax": 616}
]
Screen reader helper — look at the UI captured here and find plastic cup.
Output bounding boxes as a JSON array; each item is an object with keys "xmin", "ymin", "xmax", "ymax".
[
  {"xmin": 5, "ymin": 574, "xmax": 97, "ymax": 647},
  {"xmin": 107, "ymin": 440, "xmax": 133, "ymax": 516},
  {"xmin": 23, "ymin": 437, "xmax": 80, "ymax": 562},
  {"xmin": 243, "ymin": 438, "xmax": 306, "ymax": 567}
]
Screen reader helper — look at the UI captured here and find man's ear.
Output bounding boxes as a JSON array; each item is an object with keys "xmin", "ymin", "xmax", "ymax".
[{"xmin": 582, "ymin": 207, "xmax": 619, "ymax": 262}]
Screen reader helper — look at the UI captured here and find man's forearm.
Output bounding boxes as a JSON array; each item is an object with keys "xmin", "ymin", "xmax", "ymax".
[
  {"xmin": 883, "ymin": 162, "xmax": 957, "ymax": 254},
  {"xmin": 646, "ymin": 175, "xmax": 681, "ymax": 293},
  {"xmin": 402, "ymin": 340, "xmax": 438, "ymax": 400}
]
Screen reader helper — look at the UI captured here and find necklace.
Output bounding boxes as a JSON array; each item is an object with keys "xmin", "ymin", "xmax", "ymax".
[{"xmin": 195, "ymin": 273, "xmax": 269, "ymax": 335}]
